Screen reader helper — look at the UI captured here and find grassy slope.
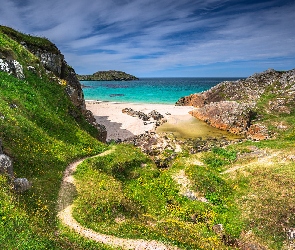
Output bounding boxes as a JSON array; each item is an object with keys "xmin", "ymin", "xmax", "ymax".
[
  {"xmin": 0, "ymin": 30, "xmax": 115, "ymax": 249},
  {"xmin": 72, "ymin": 82, "xmax": 295, "ymax": 249},
  {"xmin": 73, "ymin": 141, "xmax": 295, "ymax": 249}
]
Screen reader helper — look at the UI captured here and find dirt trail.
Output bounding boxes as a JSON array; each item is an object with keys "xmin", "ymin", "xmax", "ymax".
[{"xmin": 57, "ymin": 148, "xmax": 179, "ymax": 250}]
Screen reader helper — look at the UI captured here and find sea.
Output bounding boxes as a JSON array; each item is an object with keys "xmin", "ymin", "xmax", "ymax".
[{"xmin": 82, "ymin": 77, "xmax": 242, "ymax": 104}]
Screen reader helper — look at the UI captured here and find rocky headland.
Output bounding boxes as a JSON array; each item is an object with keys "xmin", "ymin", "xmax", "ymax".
[
  {"xmin": 0, "ymin": 25, "xmax": 106, "ymax": 142},
  {"xmin": 176, "ymin": 68, "xmax": 295, "ymax": 140},
  {"xmin": 77, "ymin": 70, "xmax": 138, "ymax": 81}
]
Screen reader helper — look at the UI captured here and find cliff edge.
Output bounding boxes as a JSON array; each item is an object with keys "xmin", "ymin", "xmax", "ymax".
[{"xmin": 176, "ymin": 69, "xmax": 295, "ymax": 140}]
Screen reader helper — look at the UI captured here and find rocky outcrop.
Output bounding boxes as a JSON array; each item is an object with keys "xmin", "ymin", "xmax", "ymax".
[
  {"xmin": 78, "ymin": 70, "xmax": 138, "ymax": 81},
  {"xmin": 122, "ymin": 108, "xmax": 166, "ymax": 127},
  {"xmin": 176, "ymin": 69, "xmax": 295, "ymax": 140},
  {"xmin": 0, "ymin": 25, "xmax": 106, "ymax": 142},
  {"xmin": 20, "ymin": 42, "xmax": 87, "ymax": 115},
  {"xmin": 0, "ymin": 140, "xmax": 31, "ymax": 193},
  {"xmin": 0, "ymin": 58, "xmax": 25, "ymax": 79},
  {"xmin": 13, "ymin": 178, "xmax": 32, "ymax": 193},
  {"xmin": 0, "ymin": 154, "xmax": 14, "ymax": 178}
]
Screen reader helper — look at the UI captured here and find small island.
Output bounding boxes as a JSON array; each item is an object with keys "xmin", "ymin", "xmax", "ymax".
[{"xmin": 77, "ymin": 70, "xmax": 139, "ymax": 81}]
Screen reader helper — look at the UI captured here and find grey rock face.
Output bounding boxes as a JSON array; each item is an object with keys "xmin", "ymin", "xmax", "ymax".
[
  {"xmin": 0, "ymin": 154, "xmax": 14, "ymax": 178},
  {"xmin": 0, "ymin": 59, "xmax": 25, "ymax": 79},
  {"xmin": 13, "ymin": 178, "xmax": 32, "ymax": 193}
]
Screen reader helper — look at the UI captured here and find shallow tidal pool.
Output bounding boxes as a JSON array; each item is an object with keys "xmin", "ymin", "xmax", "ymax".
[{"xmin": 156, "ymin": 115, "xmax": 242, "ymax": 140}]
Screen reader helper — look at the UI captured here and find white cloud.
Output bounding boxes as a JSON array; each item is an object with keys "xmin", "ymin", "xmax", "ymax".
[{"xmin": 0, "ymin": 0, "xmax": 294, "ymax": 76}]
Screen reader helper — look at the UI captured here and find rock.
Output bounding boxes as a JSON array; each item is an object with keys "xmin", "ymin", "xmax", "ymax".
[
  {"xmin": 287, "ymin": 155, "xmax": 295, "ymax": 161},
  {"xmin": 246, "ymin": 123, "xmax": 269, "ymax": 140},
  {"xmin": 148, "ymin": 110, "xmax": 164, "ymax": 121},
  {"xmin": 9, "ymin": 103, "xmax": 18, "ymax": 109},
  {"xmin": 0, "ymin": 58, "xmax": 25, "ymax": 79},
  {"xmin": 0, "ymin": 154, "xmax": 14, "ymax": 178},
  {"xmin": 122, "ymin": 108, "xmax": 167, "ymax": 127},
  {"xmin": 189, "ymin": 101, "xmax": 255, "ymax": 136},
  {"xmin": 13, "ymin": 178, "xmax": 31, "ymax": 193},
  {"xmin": 212, "ymin": 224, "xmax": 224, "ymax": 234},
  {"xmin": 176, "ymin": 68, "xmax": 295, "ymax": 140},
  {"xmin": 0, "ymin": 26, "xmax": 106, "ymax": 142},
  {"xmin": 84, "ymin": 110, "xmax": 107, "ymax": 142}
]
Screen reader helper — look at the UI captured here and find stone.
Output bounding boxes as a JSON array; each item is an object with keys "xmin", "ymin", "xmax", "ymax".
[
  {"xmin": 212, "ymin": 224, "xmax": 224, "ymax": 234},
  {"xmin": 0, "ymin": 154, "xmax": 14, "ymax": 178},
  {"xmin": 9, "ymin": 103, "xmax": 18, "ymax": 109},
  {"xmin": 287, "ymin": 228, "xmax": 295, "ymax": 240},
  {"xmin": 287, "ymin": 155, "xmax": 295, "ymax": 161},
  {"xmin": 0, "ymin": 59, "xmax": 25, "ymax": 79},
  {"xmin": 148, "ymin": 110, "xmax": 164, "ymax": 121},
  {"xmin": 13, "ymin": 178, "xmax": 31, "ymax": 193}
]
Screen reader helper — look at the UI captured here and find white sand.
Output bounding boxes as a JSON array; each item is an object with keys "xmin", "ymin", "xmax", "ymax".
[{"xmin": 86, "ymin": 101, "xmax": 194, "ymax": 141}]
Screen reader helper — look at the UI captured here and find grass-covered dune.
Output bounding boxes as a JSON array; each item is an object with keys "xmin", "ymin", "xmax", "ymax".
[{"xmin": 1, "ymin": 26, "xmax": 295, "ymax": 249}]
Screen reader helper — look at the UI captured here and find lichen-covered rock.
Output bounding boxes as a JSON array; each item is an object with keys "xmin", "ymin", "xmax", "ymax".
[
  {"xmin": 0, "ymin": 58, "xmax": 25, "ymax": 79},
  {"xmin": 0, "ymin": 154, "xmax": 14, "ymax": 178},
  {"xmin": 13, "ymin": 178, "xmax": 31, "ymax": 193}
]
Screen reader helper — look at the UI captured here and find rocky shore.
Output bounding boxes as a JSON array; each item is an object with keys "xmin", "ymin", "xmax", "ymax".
[{"xmin": 176, "ymin": 68, "xmax": 295, "ymax": 140}]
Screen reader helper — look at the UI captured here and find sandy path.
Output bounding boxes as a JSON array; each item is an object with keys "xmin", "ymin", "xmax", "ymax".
[
  {"xmin": 86, "ymin": 101, "xmax": 194, "ymax": 141},
  {"xmin": 57, "ymin": 148, "xmax": 180, "ymax": 250}
]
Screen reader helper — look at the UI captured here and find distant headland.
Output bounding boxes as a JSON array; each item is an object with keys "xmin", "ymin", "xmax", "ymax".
[{"xmin": 77, "ymin": 70, "xmax": 139, "ymax": 81}]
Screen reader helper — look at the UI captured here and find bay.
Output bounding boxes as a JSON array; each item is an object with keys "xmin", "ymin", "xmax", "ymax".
[{"xmin": 82, "ymin": 77, "xmax": 242, "ymax": 104}]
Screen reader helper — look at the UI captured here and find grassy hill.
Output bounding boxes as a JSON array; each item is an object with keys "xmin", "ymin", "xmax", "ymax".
[
  {"xmin": 1, "ymin": 26, "xmax": 295, "ymax": 249},
  {"xmin": 0, "ymin": 26, "xmax": 110, "ymax": 249}
]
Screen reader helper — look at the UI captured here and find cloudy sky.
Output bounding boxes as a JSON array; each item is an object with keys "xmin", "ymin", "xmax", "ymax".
[{"xmin": 0, "ymin": 0, "xmax": 294, "ymax": 77}]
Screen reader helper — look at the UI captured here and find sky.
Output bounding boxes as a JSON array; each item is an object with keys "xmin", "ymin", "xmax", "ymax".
[{"xmin": 0, "ymin": 0, "xmax": 294, "ymax": 77}]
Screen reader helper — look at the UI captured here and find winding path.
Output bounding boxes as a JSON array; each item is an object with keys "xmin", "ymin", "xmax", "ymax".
[{"xmin": 57, "ymin": 148, "xmax": 179, "ymax": 250}]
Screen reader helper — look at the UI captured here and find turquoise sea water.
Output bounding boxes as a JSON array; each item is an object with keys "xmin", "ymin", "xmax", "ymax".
[{"xmin": 82, "ymin": 77, "xmax": 241, "ymax": 104}]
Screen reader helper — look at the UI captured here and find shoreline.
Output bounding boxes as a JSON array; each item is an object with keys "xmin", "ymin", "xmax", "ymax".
[{"xmin": 85, "ymin": 100, "xmax": 194, "ymax": 141}]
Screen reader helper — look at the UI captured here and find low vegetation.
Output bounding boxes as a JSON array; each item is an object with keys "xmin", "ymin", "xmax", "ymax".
[
  {"xmin": 73, "ymin": 138, "xmax": 295, "ymax": 249},
  {"xmin": 0, "ymin": 29, "xmax": 108, "ymax": 248},
  {"xmin": 1, "ymin": 26, "xmax": 294, "ymax": 249}
]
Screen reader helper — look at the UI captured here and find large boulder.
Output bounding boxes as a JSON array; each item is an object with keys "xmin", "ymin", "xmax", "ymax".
[
  {"xmin": 0, "ymin": 58, "xmax": 25, "ymax": 79},
  {"xmin": 13, "ymin": 178, "xmax": 32, "ymax": 193},
  {"xmin": 0, "ymin": 154, "xmax": 14, "ymax": 178}
]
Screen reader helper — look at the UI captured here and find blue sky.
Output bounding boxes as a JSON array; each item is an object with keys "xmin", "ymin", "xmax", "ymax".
[{"xmin": 0, "ymin": 0, "xmax": 294, "ymax": 77}]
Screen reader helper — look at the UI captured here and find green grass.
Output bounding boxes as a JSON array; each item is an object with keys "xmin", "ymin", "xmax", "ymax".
[
  {"xmin": 0, "ymin": 32, "xmax": 107, "ymax": 248},
  {"xmin": 0, "ymin": 25, "xmax": 59, "ymax": 53},
  {"xmin": 73, "ymin": 141, "xmax": 295, "ymax": 249},
  {"xmin": 73, "ymin": 144, "xmax": 232, "ymax": 249}
]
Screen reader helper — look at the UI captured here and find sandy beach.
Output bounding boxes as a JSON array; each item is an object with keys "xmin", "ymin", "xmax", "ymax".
[{"xmin": 86, "ymin": 101, "xmax": 195, "ymax": 141}]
